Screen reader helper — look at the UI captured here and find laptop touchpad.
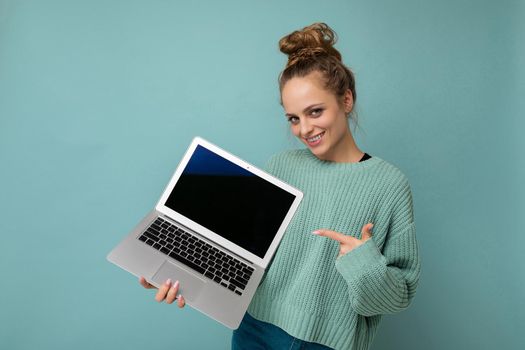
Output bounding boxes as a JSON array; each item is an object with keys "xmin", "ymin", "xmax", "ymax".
[{"xmin": 152, "ymin": 260, "xmax": 205, "ymax": 302}]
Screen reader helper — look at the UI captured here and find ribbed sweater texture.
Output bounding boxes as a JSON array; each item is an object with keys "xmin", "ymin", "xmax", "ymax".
[{"xmin": 247, "ymin": 149, "xmax": 421, "ymax": 350}]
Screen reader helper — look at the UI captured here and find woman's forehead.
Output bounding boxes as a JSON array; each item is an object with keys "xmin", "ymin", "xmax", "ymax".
[{"xmin": 282, "ymin": 74, "xmax": 336, "ymax": 110}]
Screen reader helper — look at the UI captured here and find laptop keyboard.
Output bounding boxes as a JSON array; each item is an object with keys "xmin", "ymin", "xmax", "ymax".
[{"xmin": 138, "ymin": 217, "xmax": 254, "ymax": 296}]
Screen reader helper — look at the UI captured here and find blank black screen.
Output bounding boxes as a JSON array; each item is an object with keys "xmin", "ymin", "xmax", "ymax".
[{"xmin": 165, "ymin": 145, "xmax": 296, "ymax": 258}]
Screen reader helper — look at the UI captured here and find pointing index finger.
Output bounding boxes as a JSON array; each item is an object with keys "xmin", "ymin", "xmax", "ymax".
[{"xmin": 312, "ymin": 229, "xmax": 349, "ymax": 243}]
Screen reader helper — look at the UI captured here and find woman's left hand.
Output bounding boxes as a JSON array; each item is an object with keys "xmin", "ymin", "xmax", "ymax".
[{"xmin": 313, "ymin": 223, "xmax": 374, "ymax": 258}]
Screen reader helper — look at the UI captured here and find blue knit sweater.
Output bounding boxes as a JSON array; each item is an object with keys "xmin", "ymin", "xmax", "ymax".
[{"xmin": 247, "ymin": 149, "xmax": 421, "ymax": 350}]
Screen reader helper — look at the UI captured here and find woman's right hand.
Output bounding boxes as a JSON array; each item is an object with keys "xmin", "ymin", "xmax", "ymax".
[{"xmin": 139, "ymin": 276, "xmax": 186, "ymax": 308}]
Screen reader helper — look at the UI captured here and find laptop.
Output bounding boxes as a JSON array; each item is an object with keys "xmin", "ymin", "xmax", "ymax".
[{"xmin": 107, "ymin": 137, "xmax": 303, "ymax": 329}]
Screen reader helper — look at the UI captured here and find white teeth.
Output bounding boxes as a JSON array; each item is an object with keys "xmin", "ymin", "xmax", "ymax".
[{"xmin": 307, "ymin": 133, "xmax": 323, "ymax": 142}]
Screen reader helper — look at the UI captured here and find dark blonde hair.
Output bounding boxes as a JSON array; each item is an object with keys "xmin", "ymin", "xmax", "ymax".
[{"xmin": 278, "ymin": 23, "xmax": 357, "ymax": 120}]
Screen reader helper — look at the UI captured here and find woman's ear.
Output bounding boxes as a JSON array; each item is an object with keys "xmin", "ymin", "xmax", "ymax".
[{"xmin": 343, "ymin": 89, "xmax": 354, "ymax": 114}]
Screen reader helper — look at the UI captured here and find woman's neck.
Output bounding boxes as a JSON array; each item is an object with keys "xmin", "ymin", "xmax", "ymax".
[{"xmin": 321, "ymin": 130, "xmax": 364, "ymax": 163}]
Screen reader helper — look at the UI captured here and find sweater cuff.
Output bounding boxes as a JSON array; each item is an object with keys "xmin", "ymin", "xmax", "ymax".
[{"xmin": 335, "ymin": 238, "xmax": 385, "ymax": 281}]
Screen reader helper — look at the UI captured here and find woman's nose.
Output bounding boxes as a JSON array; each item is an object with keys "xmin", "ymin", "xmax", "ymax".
[{"xmin": 300, "ymin": 120, "xmax": 314, "ymax": 136}]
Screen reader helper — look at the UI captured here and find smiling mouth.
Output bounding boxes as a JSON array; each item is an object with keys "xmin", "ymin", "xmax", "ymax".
[{"xmin": 304, "ymin": 132, "xmax": 325, "ymax": 145}]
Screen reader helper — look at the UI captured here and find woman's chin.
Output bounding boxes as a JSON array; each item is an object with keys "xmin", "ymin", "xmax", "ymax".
[{"xmin": 308, "ymin": 147, "xmax": 328, "ymax": 160}]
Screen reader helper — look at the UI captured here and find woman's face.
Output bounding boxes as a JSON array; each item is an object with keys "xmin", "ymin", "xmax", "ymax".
[{"xmin": 281, "ymin": 72, "xmax": 354, "ymax": 162}]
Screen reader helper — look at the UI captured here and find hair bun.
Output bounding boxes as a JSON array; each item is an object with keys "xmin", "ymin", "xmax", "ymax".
[{"xmin": 279, "ymin": 23, "xmax": 342, "ymax": 65}]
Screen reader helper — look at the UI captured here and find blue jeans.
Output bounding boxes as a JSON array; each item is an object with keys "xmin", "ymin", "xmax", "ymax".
[{"xmin": 232, "ymin": 312, "xmax": 333, "ymax": 350}]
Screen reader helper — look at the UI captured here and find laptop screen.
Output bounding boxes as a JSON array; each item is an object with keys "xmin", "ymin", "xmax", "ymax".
[{"xmin": 164, "ymin": 145, "xmax": 297, "ymax": 259}]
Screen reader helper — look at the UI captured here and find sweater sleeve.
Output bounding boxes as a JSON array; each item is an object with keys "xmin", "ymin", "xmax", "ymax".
[{"xmin": 334, "ymin": 180, "xmax": 421, "ymax": 317}]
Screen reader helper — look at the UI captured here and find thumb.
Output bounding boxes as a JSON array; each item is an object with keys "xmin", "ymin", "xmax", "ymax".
[{"xmin": 361, "ymin": 223, "xmax": 374, "ymax": 241}]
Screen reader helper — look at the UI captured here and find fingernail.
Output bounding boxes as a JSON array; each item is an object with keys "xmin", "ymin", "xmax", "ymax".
[
  {"xmin": 172, "ymin": 280, "xmax": 179, "ymax": 290},
  {"xmin": 369, "ymin": 224, "xmax": 374, "ymax": 232},
  {"xmin": 312, "ymin": 230, "xmax": 320, "ymax": 235},
  {"xmin": 165, "ymin": 278, "xmax": 172, "ymax": 286}
]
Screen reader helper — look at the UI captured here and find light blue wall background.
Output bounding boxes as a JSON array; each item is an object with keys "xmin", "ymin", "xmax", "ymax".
[{"xmin": 1, "ymin": 0, "xmax": 523, "ymax": 349}]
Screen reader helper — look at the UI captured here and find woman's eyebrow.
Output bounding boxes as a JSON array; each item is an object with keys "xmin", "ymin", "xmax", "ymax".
[{"xmin": 285, "ymin": 103, "xmax": 325, "ymax": 117}]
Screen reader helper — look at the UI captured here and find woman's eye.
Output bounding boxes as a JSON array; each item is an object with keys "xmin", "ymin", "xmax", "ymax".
[
  {"xmin": 310, "ymin": 108, "xmax": 323, "ymax": 117},
  {"xmin": 287, "ymin": 116, "xmax": 300, "ymax": 125}
]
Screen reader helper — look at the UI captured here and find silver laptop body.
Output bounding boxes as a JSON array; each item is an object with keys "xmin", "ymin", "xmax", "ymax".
[{"xmin": 107, "ymin": 137, "xmax": 303, "ymax": 329}]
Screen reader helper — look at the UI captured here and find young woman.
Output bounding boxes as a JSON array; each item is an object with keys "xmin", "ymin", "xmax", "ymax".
[{"xmin": 140, "ymin": 23, "xmax": 421, "ymax": 350}]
